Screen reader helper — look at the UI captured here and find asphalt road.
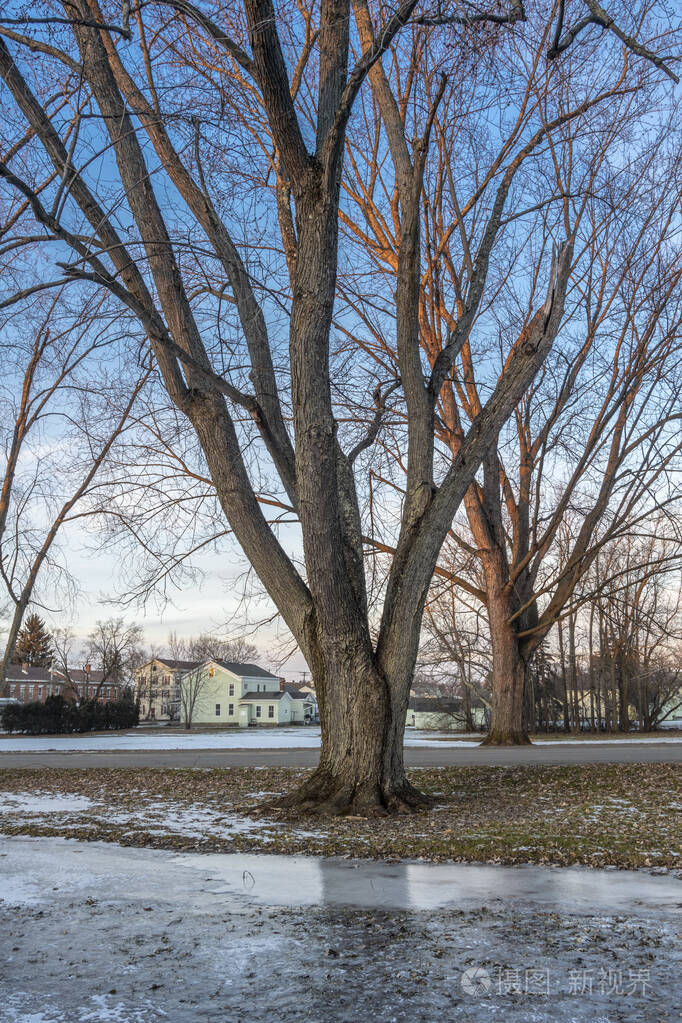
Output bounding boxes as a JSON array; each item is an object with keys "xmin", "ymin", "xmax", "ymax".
[{"xmin": 0, "ymin": 741, "xmax": 680, "ymax": 769}]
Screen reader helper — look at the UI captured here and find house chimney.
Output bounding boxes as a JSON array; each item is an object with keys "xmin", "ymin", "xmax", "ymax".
[
  {"xmin": 21, "ymin": 661, "xmax": 28, "ymax": 674},
  {"xmin": 280, "ymin": 677, "xmax": 286, "ymax": 692}
]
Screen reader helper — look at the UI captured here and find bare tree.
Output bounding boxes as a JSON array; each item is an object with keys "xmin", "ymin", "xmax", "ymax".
[
  {"xmin": 168, "ymin": 631, "xmax": 259, "ymax": 666},
  {"xmin": 83, "ymin": 617, "xmax": 145, "ymax": 696},
  {"xmin": 0, "ymin": 1, "xmax": 677, "ymax": 806},
  {"xmin": 0, "ymin": 295, "xmax": 149, "ymax": 692},
  {"xmin": 422, "ymin": 585, "xmax": 492, "ymax": 730},
  {"xmin": 177, "ymin": 662, "xmax": 220, "ymax": 730},
  {"xmin": 350, "ymin": 80, "xmax": 682, "ymax": 743},
  {"xmin": 575, "ymin": 525, "xmax": 682, "ymax": 732}
]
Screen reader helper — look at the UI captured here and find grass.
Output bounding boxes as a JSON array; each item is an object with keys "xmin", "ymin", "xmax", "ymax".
[{"xmin": 0, "ymin": 763, "xmax": 680, "ymax": 870}]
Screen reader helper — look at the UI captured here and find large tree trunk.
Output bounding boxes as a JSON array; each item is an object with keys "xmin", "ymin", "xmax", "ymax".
[
  {"xmin": 276, "ymin": 648, "xmax": 426, "ymax": 816},
  {"xmin": 481, "ymin": 587, "xmax": 530, "ymax": 745},
  {"xmin": 12, "ymin": 0, "xmax": 572, "ymax": 815}
]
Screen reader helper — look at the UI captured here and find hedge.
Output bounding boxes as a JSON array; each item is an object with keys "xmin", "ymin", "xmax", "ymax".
[{"xmin": 1, "ymin": 693, "xmax": 139, "ymax": 734}]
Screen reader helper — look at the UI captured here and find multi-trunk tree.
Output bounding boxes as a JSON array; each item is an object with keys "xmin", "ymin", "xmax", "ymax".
[
  {"xmin": 436, "ymin": 165, "xmax": 682, "ymax": 742},
  {"xmin": 341, "ymin": 18, "xmax": 682, "ymax": 743},
  {"xmin": 0, "ymin": 1, "xmax": 678, "ymax": 807}
]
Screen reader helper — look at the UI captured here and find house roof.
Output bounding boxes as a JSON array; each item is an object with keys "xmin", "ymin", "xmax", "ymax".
[
  {"xmin": 146, "ymin": 658, "xmax": 202, "ymax": 672},
  {"xmin": 239, "ymin": 690, "xmax": 287, "ymax": 703},
  {"xmin": 409, "ymin": 697, "xmax": 463, "ymax": 713},
  {"xmin": 4, "ymin": 664, "xmax": 57, "ymax": 683},
  {"xmin": 138, "ymin": 656, "xmax": 278, "ymax": 679},
  {"xmin": 217, "ymin": 660, "xmax": 279, "ymax": 679},
  {"xmin": 238, "ymin": 686, "xmax": 313, "ymax": 703},
  {"xmin": 62, "ymin": 668, "xmax": 106, "ymax": 684},
  {"xmin": 4, "ymin": 664, "xmax": 106, "ymax": 685},
  {"xmin": 282, "ymin": 684, "xmax": 312, "ymax": 701}
]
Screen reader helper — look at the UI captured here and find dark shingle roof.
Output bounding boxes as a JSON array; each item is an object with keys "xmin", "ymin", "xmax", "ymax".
[
  {"xmin": 239, "ymin": 691, "xmax": 285, "ymax": 702},
  {"xmin": 282, "ymin": 684, "xmax": 312, "ymax": 701},
  {"xmin": 151, "ymin": 658, "xmax": 202, "ymax": 671},
  {"xmin": 4, "ymin": 664, "xmax": 107, "ymax": 685},
  {"xmin": 238, "ymin": 685, "xmax": 313, "ymax": 703},
  {"xmin": 5, "ymin": 664, "xmax": 56, "ymax": 683},
  {"xmin": 218, "ymin": 660, "xmax": 279, "ymax": 679},
  {"xmin": 63, "ymin": 668, "xmax": 106, "ymax": 684}
]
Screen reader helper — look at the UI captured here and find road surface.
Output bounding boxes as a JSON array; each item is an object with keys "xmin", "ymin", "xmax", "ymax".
[{"xmin": 0, "ymin": 741, "xmax": 680, "ymax": 769}]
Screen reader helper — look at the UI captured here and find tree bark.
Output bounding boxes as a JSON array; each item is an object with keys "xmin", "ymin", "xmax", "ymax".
[
  {"xmin": 276, "ymin": 648, "xmax": 427, "ymax": 815},
  {"xmin": 481, "ymin": 586, "xmax": 531, "ymax": 745}
]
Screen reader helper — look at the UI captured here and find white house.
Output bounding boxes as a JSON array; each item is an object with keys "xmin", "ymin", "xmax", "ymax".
[
  {"xmin": 406, "ymin": 697, "xmax": 486, "ymax": 731},
  {"xmin": 134, "ymin": 656, "xmax": 202, "ymax": 720},
  {"xmin": 179, "ymin": 660, "xmax": 317, "ymax": 727}
]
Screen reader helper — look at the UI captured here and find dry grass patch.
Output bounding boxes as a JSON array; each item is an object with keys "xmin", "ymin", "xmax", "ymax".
[{"xmin": 0, "ymin": 763, "xmax": 680, "ymax": 869}]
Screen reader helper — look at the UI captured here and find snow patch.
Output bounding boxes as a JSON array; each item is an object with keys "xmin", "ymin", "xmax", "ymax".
[
  {"xmin": 0, "ymin": 728, "xmax": 680, "ymax": 753},
  {"xmin": 0, "ymin": 792, "xmax": 94, "ymax": 814}
]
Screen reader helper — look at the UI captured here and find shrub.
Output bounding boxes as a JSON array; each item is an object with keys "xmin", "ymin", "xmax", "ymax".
[{"xmin": 1, "ymin": 693, "xmax": 139, "ymax": 735}]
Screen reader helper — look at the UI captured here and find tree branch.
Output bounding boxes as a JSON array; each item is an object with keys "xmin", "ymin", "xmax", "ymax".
[
  {"xmin": 547, "ymin": 0, "xmax": 679, "ymax": 82},
  {"xmin": 348, "ymin": 378, "xmax": 402, "ymax": 463}
]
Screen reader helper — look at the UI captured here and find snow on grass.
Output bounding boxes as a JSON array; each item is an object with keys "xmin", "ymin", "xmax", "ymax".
[
  {"xmin": 103, "ymin": 802, "xmax": 277, "ymax": 842},
  {"xmin": 1, "ymin": 726, "xmax": 681, "ymax": 752},
  {"xmin": 0, "ymin": 727, "xmax": 484, "ymax": 751},
  {"xmin": 0, "ymin": 763, "xmax": 679, "ymax": 868},
  {"xmin": 0, "ymin": 790, "xmax": 321, "ymax": 847},
  {"xmin": 0, "ymin": 792, "xmax": 94, "ymax": 814}
]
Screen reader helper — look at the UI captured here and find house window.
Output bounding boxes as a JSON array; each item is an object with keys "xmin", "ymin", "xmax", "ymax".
[
  {"xmin": 268, "ymin": 705, "xmax": 274, "ymax": 719},
  {"xmin": 228, "ymin": 683, "xmax": 234, "ymax": 696},
  {"xmin": 256, "ymin": 706, "xmax": 262, "ymax": 718},
  {"xmin": 228, "ymin": 704, "xmax": 234, "ymax": 716},
  {"xmin": 37, "ymin": 686, "xmax": 43, "ymax": 699},
  {"xmin": 215, "ymin": 704, "xmax": 221, "ymax": 716},
  {"xmin": 209, "ymin": 666, "xmax": 215, "ymax": 677}
]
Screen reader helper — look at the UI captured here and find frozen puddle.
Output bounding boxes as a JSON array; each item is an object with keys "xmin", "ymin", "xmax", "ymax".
[
  {"xmin": 0, "ymin": 836, "xmax": 679, "ymax": 914},
  {"xmin": 0, "ymin": 726, "xmax": 482, "ymax": 751},
  {"xmin": 172, "ymin": 850, "xmax": 682, "ymax": 915},
  {"xmin": 1, "ymin": 836, "xmax": 680, "ymax": 1023}
]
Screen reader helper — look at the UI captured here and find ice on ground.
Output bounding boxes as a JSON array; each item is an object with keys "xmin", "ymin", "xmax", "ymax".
[
  {"xmin": 0, "ymin": 836, "xmax": 680, "ymax": 1023},
  {"xmin": 1, "ymin": 835, "xmax": 679, "ymax": 914},
  {"xmin": 3, "ymin": 992, "xmax": 167, "ymax": 1023},
  {"xmin": 101, "ymin": 803, "xmax": 316, "ymax": 843}
]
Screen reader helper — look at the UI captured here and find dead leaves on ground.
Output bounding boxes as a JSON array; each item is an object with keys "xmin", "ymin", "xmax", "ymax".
[{"xmin": 0, "ymin": 763, "xmax": 679, "ymax": 870}]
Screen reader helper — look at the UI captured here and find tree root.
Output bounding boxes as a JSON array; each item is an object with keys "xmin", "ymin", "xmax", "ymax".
[
  {"xmin": 480, "ymin": 730, "xmax": 532, "ymax": 746},
  {"xmin": 263, "ymin": 769, "xmax": 433, "ymax": 818}
]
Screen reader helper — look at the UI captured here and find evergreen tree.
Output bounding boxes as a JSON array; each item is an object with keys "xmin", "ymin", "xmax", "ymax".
[{"xmin": 14, "ymin": 614, "xmax": 54, "ymax": 667}]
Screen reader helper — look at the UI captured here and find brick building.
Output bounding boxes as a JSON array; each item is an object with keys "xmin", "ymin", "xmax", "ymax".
[{"xmin": 3, "ymin": 663, "xmax": 122, "ymax": 704}]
